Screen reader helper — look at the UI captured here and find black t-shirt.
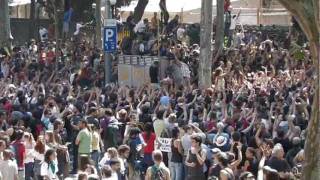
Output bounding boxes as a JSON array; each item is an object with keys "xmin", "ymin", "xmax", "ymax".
[
  {"xmin": 149, "ymin": 65, "xmax": 159, "ymax": 83},
  {"xmin": 166, "ymin": 19, "xmax": 178, "ymax": 33},
  {"xmin": 247, "ymin": 158, "xmax": 259, "ymax": 176},
  {"xmin": 267, "ymin": 156, "xmax": 291, "ymax": 172},
  {"xmin": 70, "ymin": 114, "xmax": 82, "ymax": 141},
  {"xmin": 139, "ymin": 113, "xmax": 152, "ymax": 124}
]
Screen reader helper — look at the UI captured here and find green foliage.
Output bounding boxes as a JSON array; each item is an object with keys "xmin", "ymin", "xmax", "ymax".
[{"xmin": 71, "ymin": 0, "xmax": 94, "ymax": 22}]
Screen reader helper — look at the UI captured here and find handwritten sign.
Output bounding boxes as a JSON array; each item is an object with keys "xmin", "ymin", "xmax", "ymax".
[{"xmin": 155, "ymin": 138, "xmax": 172, "ymax": 152}]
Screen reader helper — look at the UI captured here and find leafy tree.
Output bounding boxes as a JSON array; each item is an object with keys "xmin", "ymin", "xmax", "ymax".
[
  {"xmin": 0, "ymin": 0, "xmax": 11, "ymax": 48},
  {"xmin": 277, "ymin": 0, "xmax": 319, "ymax": 179}
]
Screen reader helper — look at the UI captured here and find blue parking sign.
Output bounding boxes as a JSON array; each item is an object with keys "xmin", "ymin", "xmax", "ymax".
[{"xmin": 103, "ymin": 26, "xmax": 117, "ymax": 53}]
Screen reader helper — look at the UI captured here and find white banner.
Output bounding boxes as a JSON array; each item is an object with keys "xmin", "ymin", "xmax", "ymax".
[{"xmin": 155, "ymin": 138, "xmax": 172, "ymax": 152}]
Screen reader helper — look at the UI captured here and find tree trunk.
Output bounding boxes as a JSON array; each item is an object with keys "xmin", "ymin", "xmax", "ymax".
[
  {"xmin": 199, "ymin": 0, "xmax": 213, "ymax": 88},
  {"xmin": 277, "ymin": 0, "xmax": 320, "ymax": 179},
  {"xmin": 0, "ymin": 0, "xmax": 11, "ymax": 48},
  {"xmin": 132, "ymin": 0, "xmax": 149, "ymax": 24},
  {"xmin": 215, "ymin": 0, "xmax": 224, "ymax": 53},
  {"xmin": 29, "ymin": 0, "xmax": 36, "ymax": 39},
  {"xmin": 159, "ymin": 0, "xmax": 169, "ymax": 24},
  {"xmin": 95, "ymin": 0, "xmax": 102, "ymax": 48}
]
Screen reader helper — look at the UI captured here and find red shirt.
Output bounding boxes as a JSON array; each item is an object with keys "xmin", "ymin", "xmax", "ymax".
[
  {"xmin": 39, "ymin": 51, "xmax": 46, "ymax": 65},
  {"xmin": 224, "ymin": 0, "xmax": 231, "ymax": 12},
  {"xmin": 3, "ymin": 101, "xmax": 12, "ymax": 114},
  {"xmin": 11, "ymin": 140, "xmax": 25, "ymax": 169},
  {"xmin": 47, "ymin": 50, "xmax": 55, "ymax": 64},
  {"xmin": 142, "ymin": 132, "xmax": 156, "ymax": 154}
]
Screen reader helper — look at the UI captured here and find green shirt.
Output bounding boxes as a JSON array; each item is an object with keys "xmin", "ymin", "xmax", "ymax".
[{"xmin": 77, "ymin": 128, "xmax": 92, "ymax": 154}]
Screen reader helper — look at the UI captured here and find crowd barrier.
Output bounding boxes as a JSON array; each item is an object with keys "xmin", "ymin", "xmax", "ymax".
[{"xmin": 117, "ymin": 55, "xmax": 169, "ymax": 87}]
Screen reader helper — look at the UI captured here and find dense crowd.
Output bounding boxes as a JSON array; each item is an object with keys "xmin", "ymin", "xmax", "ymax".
[{"xmin": 0, "ymin": 4, "xmax": 313, "ymax": 180}]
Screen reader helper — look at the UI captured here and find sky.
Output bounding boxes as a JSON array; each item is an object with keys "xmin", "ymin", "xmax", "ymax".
[
  {"xmin": 9, "ymin": 0, "xmax": 31, "ymax": 6},
  {"xmin": 120, "ymin": 0, "xmax": 239, "ymax": 12},
  {"xmin": 9, "ymin": 0, "xmax": 239, "ymax": 12}
]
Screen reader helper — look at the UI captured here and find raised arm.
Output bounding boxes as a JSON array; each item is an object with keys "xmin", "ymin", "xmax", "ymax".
[
  {"xmin": 189, "ymin": 109, "xmax": 194, "ymax": 124},
  {"xmin": 272, "ymin": 116, "xmax": 281, "ymax": 139},
  {"xmin": 241, "ymin": 110, "xmax": 256, "ymax": 134},
  {"xmin": 231, "ymin": 143, "xmax": 243, "ymax": 169},
  {"xmin": 255, "ymin": 126, "xmax": 263, "ymax": 147}
]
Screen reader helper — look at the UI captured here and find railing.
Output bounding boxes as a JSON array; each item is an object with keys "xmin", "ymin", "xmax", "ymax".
[
  {"xmin": 118, "ymin": 55, "xmax": 160, "ymax": 66},
  {"xmin": 117, "ymin": 55, "xmax": 167, "ymax": 87}
]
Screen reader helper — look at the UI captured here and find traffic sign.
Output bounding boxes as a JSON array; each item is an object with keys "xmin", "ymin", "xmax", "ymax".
[{"xmin": 103, "ymin": 19, "xmax": 117, "ymax": 53}]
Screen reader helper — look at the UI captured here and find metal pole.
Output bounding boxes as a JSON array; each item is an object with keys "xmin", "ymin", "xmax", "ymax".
[
  {"xmin": 258, "ymin": 0, "xmax": 261, "ymax": 25},
  {"xmin": 105, "ymin": 0, "xmax": 112, "ymax": 84}
]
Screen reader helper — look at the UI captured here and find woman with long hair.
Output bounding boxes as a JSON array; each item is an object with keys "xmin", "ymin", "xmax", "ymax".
[
  {"xmin": 169, "ymin": 127, "xmax": 183, "ymax": 180},
  {"xmin": 99, "ymin": 147, "xmax": 119, "ymax": 167},
  {"xmin": 40, "ymin": 149, "xmax": 58, "ymax": 180},
  {"xmin": 45, "ymin": 131, "xmax": 56, "ymax": 148},
  {"xmin": 141, "ymin": 122, "xmax": 156, "ymax": 174}
]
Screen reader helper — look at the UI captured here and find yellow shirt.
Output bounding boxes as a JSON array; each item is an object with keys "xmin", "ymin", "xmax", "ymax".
[{"xmin": 91, "ymin": 131, "xmax": 100, "ymax": 151}]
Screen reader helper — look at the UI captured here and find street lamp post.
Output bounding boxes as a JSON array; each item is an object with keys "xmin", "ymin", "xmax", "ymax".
[{"xmin": 104, "ymin": 0, "xmax": 117, "ymax": 85}]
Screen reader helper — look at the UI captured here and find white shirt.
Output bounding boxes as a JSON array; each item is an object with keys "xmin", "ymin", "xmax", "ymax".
[
  {"xmin": 74, "ymin": 23, "xmax": 84, "ymax": 35},
  {"xmin": 0, "ymin": 62, "xmax": 9, "ymax": 78},
  {"xmin": 181, "ymin": 62, "xmax": 191, "ymax": 78},
  {"xmin": 70, "ymin": 73, "xmax": 76, "ymax": 84},
  {"xmin": 40, "ymin": 160, "xmax": 59, "ymax": 179},
  {"xmin": 99, "ymin": 154, "xmax": 110, "ymax": 167},
  {"xmin": 33, "ymin": 145, "xmax": 50, "ymax": 162},
  {"xmin": 0, "ymin": 160, "xmax": 18, "ymax": 180},
  {"xmin": 30, "ymin": 44, "xmax": 38, "ymax": 53},
  {"xmin": 235, "ymin": 32, "xmax": 245, "ymax": 47},
  {"xmin": 181, "ymin": 134, "xmax": 192, "ymax": 156},
  {"xmin": 39, "ymin": 28, "xmax": 48, "ymax": 41},
  {"xmin": 119, "ymin": 157, "xmax": 126, "ymax": 175},
  {"xmin": 33, "ymin": 150, "xmax": 45, "ymax": 162},
  {"xmin": 139, "ymin": 43, "xmax": 145, "ymax": 53},
  {"xmin": 177, "ymin": 28, "xmax": 185, "ymax": 41},
  {"xmin": 230, "ymin": 16, "xmax": 240, "ymax": 30},
  {"xmin": 134, "ymin": 21, "xmax": 146, "ymax": 33},
  {"xmin": 25, "ymin": 147, "xmax": 35, "ymax": 163}
]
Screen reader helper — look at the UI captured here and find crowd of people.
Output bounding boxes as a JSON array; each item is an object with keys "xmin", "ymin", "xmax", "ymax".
[{"xmin": 0, "ymin": 2, "xmax": 313, "ymax": 180}]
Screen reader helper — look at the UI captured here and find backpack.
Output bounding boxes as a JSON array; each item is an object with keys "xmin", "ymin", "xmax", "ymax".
[{"xmin": 151, "ymin": 165, "xmax": 165, "ymax": 180}]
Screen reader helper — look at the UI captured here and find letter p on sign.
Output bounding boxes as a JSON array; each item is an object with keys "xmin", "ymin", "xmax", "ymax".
[
  {"xmin": 103, "ymin": 26, "xmax": 117, "ymax": 53},
  {"xmin": 105, "ymin": 29, "xmax": 114, "ymax": 41}
]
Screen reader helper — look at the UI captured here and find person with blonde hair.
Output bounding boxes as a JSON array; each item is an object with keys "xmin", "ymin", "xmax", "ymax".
[
  {"xmin": 23, "ymin": 132, "xmax": 35, "ymax": 180},
  {"xmin": 99, "ymin": 147, "xmax": 119, "ymax": 167},
  {"xmin": 145, "ymin": 150, "xmax": 170, "ymax": 180}
]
